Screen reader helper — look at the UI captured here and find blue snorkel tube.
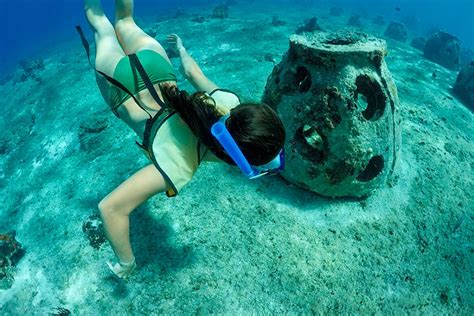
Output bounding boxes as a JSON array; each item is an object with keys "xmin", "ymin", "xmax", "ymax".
[
  {"xmin": 211, "ymin": 113, "xmax": 285, "ymax": 179},
  {"xmin": 211, "ymin": 114, "xmax": 259, "ymax": 178}
]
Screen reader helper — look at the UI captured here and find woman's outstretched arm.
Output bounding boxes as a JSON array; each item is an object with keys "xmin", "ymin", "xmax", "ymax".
[
  {"xmin": 98, "ymin": 164, "xmax": 168, "ymax": 278},
  {"xmin": 167, "ymin": 34, "xmax": 219, "ymax": 93}
]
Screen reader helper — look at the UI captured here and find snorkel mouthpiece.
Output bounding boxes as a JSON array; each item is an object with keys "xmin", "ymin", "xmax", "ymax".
[{"xmin": 211, "ymin": 115, "xmax": 258, "ymax": 178}]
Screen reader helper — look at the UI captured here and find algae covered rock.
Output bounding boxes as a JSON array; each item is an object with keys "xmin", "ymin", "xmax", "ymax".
[
  {"xmin": 424, "ymin": 31, "xmax": 461, "ymax": 70},
  {"xmin": 453, "ymin": 61, "xmax": 474, "ymax": 111},
  {"xmin": 82, "ymin": 214, "xmax": 106, "ymax": 249},
  {"xmin": 262, "ymin": 31, "xmax": 401, "ymax": 198},
  {"xmin": 384, "ymin": 21, "xmax": 408, "ymax": 42},
  {"xmin": 78, "ymin": 111, "xmax": 110, "ymax": 152},
  {"xmin": 0, "ymin": 231, "xmax": 25, "ymax": 289}
]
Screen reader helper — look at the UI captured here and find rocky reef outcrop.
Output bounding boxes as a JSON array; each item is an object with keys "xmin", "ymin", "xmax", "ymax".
[
  {"xmin": 424, "ymin": 31, "xmax": 461, "ymax": 70},
  {"xmin": 453, "ymin": 61, "xmax": 474, "ymax": 111},
  {"xmin": 262, "ymin": 31, "xmax": 401, "ymax": 198}
]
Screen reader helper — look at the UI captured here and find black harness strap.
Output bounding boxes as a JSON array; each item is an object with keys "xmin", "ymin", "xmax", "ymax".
[{"xmin": 129, "ymin": 54, "xmax": 167, "ymax": 109}]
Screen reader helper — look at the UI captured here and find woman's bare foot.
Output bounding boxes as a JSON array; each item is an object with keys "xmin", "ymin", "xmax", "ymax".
[{"xmin": 85, "ymin": 0, "xmax": 106, "ymax": 30}]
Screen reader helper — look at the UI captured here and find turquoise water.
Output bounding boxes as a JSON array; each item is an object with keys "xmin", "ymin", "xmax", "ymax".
[{"xmin": 0, "ymin": 0, "xmax": 473, "ymax": 314}]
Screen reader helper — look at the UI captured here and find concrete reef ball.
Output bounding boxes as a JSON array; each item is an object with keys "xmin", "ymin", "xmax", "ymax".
[
  {"xmin": 424, "ymin": 31, "xmax": 461, "ymax": 71},
  {"xmin": 384, "ymin": 21, "xmax": 408, "ymax": 42},
  {"xmin": 212, "ymin": 4, "xmax": 229, "ymax": 19},
  {"xmin": 262, "ymin": 31, "xmax": 401, "ymax": 198}
]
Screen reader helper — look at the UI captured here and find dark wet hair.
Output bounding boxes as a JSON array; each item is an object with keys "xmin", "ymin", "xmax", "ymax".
[{"xmin": 161, "ymin": 84, "xmax": 286, "ymax": 166}]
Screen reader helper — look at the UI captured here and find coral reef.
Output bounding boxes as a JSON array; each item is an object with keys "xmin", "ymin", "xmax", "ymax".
[
  {"xmin": 384, "ymin": 21, "xmax": 408, "ymax": 42},
  {"xmin": 295, "ymin": 17, "xmax": 322, "ymax": 34},
  {"xmin": 411, "ymin": 37, "xmax": 426, "ymax": 51},
  {"xmin": 453, "ymin": 61, "xmax": 474, "ymax": 111},
  {"xmin": 0, "ymin": 231, "xmax": 25, "ymax": 289},
  {"xmin": 212, "ymin": 4, "xmax": 229, "ymax": 19},
  {"xmin": 82, "ymin": 214, "xmax": 106, "ymax": 249},
  {"xmin": 424, "ymin": 31, "xmax": 461, "ymax": 70},
  {"xmin": 262, "ymin": 31, "xmax": 401, "ymax": 198}
]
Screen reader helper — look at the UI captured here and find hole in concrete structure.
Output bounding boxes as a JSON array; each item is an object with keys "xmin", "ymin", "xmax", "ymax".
[
  {"xmin": 293, "ymin": 126, "xmax": 327, "ymax": 164},
  {"xmin": 294, "ymin": 66, "xmax": 312, "ymax": 93},
  {"xmin": 324, "ymin": 38, "xmax": 357, "ymax": 45},
  {"xmin": 356, "ymin": 155, "xmax": 384, "ymax": 182},
  {"xmin": 355, "ymin": 75, "xmax": 386, "ymax": 120}
]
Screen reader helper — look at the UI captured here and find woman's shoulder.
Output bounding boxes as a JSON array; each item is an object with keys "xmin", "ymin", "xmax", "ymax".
[{"xmin": 207, "ymin": 88, "xmax": 240, "ymax": 112}]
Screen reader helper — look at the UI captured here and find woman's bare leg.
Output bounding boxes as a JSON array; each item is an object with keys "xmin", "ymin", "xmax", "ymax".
[
  {"xmin": 85, "ymin": 0, "xmax": 126, "ymax": 107},
  {"xmin": 85, "ymin": 0, "xmax": 125, "ymax": 75},
  {"xmin": 114, "ymin": 0, "xmax": 171, "ymax": 64}
]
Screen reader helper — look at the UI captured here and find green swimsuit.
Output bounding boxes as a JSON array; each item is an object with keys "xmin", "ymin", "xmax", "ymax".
[{"xmin": 110, "ymin": 49, "xmax": 177, "ymax": 110}]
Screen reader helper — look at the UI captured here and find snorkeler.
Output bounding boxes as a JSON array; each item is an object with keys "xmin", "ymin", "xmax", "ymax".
[{"xmin": 82, "ymin": 0, "xmax": 285, "ymax": 279}]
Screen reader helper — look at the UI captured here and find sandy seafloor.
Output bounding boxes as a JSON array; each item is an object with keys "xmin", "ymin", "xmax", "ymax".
[{"xmin": 0, "ymin": 2, "xmax": 473, "ymax": 314}]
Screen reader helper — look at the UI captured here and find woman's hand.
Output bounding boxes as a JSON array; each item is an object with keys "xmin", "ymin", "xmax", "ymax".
[
  {"xmin": 166, "ymin": 34, "xmax": 185, "ymax": 52},
  {"xmin": 107, "ymin": 257, "xmax": 137, "ymax": 279}
]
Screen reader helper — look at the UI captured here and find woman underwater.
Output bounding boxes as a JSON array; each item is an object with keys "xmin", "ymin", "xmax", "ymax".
[{"xmin": 83, "ymin": 0, "xmax": 286, "ymax": 279}]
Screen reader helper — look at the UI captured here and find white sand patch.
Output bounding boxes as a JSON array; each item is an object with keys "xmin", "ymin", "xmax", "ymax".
[
  {"xmin": 63, "ymin": 269, "xmax": 98, "ymax": 305},
  {"xmin": 41, "ymin": 132, "xmax": 75, "ymax": 160},
  {"xmin": 18, "ymin": 205, "xmax": 36, "ymax": 229},
  {"xmin": 32, "ymin": 157, "xmax": 44, "ymax": 170},
  {"xmin": 218, "ymin": 43, "xmax": 231, "ymax": 51},
  {"xmin": 217, "ymin": 43, "xmax": 241, "ymax": 52},
  {"xmin": 0, "ymin": 261, "xmax": 59, "ymax": 313}
]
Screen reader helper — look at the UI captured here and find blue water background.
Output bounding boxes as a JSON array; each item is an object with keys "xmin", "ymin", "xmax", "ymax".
[{"xmin": 0, "ymin": 0, "xmax": 473, "ymax": 76}]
